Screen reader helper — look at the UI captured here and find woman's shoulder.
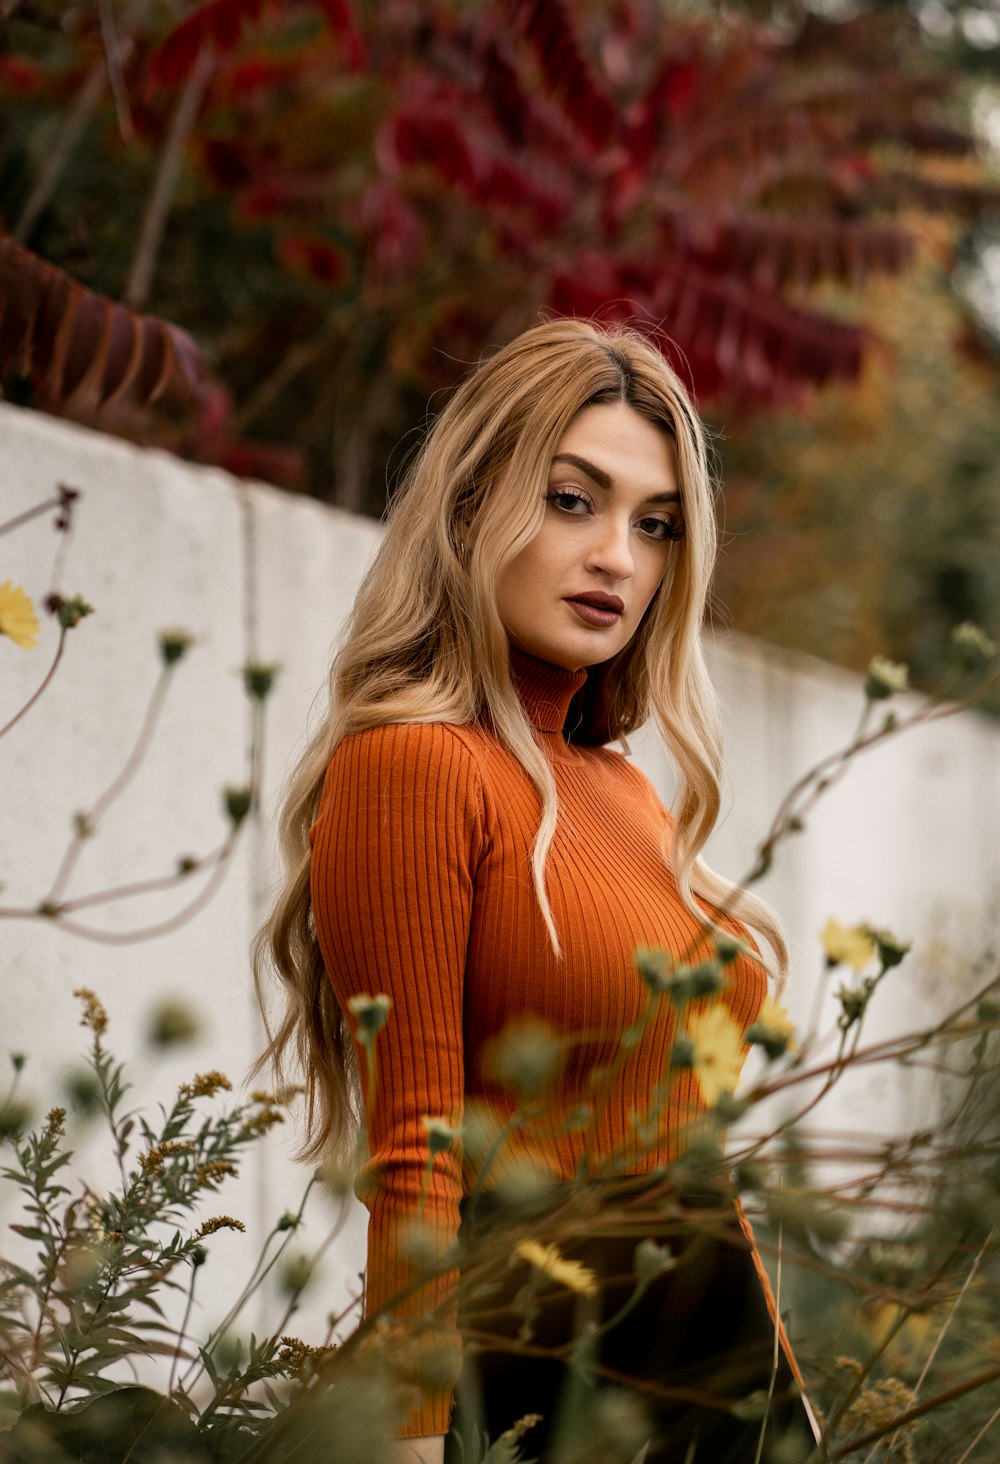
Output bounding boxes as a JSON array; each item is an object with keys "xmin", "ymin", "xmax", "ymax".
[
  {"xmin": 319, "ymin": 719, "xmax": 491, "ymax": 808},
  {"xmin": 330, "ymin": 717, "xmax": 487, "ymax": 764},
  {"xmin": 313, "ymin": 719, "xmax": 492, "ymax": 844}
]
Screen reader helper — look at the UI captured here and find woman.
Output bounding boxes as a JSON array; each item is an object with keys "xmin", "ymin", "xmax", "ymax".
[{"xmin": 255, "ymin": 319, "xmax": 812, "ymax": 1463}]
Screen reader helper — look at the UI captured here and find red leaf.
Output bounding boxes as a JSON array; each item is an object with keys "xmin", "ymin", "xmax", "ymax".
[
  {"xmin": 200, "ymin": 138, "xmax": 257, "ymax": 189},
  {"xmin": 387, "ymin": 108, "xmax": 477, "ymax": 190},
  {"xmin": 314, "ymin": 0, "xmax": 367, "ymax": 70},
  {"xmin": 548, "ymin": 252, "xmax": 867, "ymax": 403},
  {"xmin": 504, "ymin": 0, "xmax": 619, "ymax": 152},
  {"xmin": 628, "ymin": 53, "xmax": 701, "ymax": 166},
  {"xmin": 0, "ymin": 57, "xmax": 41, "ymax": 92},
  {"xmin": 482, "ymin": 37, "xmax": 531, "ymax": 147},
  {"xmin": 482, "ymin": 158, "xmax": 570, "ymax": 229},
  {"xmin": 0, "ymin": 239, "xmax": 205, "ymax": 415},
  {"xmin": 211, "ymin": 54, "xmax": 306, "ymax": 98},
  {"xmin": 237, "ymin": 173, "xmax": 337, "ymax": 220},
  {"xmin": 277, "ymin": 235, "xmax": 348, "ymax": 284},
  {"xmin": 695, "ymin": 214, "xmax": 915, "ymax": 290},
  {"xmin": 360, "ymin": 180, "xmax": 427, "ymax": 283},
  {"xmin": 145, "ymin": 0, "xmax": 269, "ymax": 93}
]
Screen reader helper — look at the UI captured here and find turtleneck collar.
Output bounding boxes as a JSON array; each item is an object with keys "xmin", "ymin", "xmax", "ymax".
[{"xmin": 509, "ymin": 644, "xmax": 588, "ymax": 735}]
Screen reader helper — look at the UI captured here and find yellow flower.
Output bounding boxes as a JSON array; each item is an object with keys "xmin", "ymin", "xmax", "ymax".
[
  {"xmin": 820, "ymin": 918, "xmax": 877, "ymax": 972},
  {"xmin": 684, "ymin": 1003, "xmax": 745, "ymax": 1107},
  {"xmin": 755, "ymin": 994, "xmax": 798, "ymax": 1052},
  {"xmin": 0, "ymin": 580, "xmax": 40, "ymax": 649},
  {"xmin": 514, "ymin": 1239, "xmax": 598, "ymax": 1298}
]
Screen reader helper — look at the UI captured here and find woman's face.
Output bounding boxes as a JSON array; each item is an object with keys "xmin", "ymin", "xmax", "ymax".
[{"xmin": 495, "ymin": 401, "xmax": 682, "ymax": 671}]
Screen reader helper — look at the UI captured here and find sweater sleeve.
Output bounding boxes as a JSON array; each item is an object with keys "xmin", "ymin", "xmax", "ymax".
[{"xmin": 309, "ymin": 721, "xmax": 486, "ymax": 1438}]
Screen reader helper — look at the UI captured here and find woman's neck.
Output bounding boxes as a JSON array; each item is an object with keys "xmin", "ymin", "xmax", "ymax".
[{"xmin": 508, "ymin": 644, "xmax": 588, "ymax": 735}]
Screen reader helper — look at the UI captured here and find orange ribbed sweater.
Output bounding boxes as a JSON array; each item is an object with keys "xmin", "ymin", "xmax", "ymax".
[{"xmin": 309, "ymin": 648, "xmax": 767, "ymax": 1437}]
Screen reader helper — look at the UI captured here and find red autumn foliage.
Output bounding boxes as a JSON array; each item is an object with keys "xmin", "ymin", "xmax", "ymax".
[
  {"xmin": 144, "ymin": 0, "xmax": 271, "ymax": 92},
  {"xmin": 0, "ymin": 0, "xmax": 996, "ymax": 503},
  {"xmin": 0, "ymin": 240, "xmax": 204, "ymax": 415}
]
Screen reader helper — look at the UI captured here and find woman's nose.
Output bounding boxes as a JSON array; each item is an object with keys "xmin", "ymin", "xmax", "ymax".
[{"xmin": 586, "ymin": 517, "xmax": 634, "ymax": 580}]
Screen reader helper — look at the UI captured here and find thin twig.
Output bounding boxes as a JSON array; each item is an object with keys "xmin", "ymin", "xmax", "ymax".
[
  {"xmin": 13, "ymin": 63, "xmax": 107, "ymax": 243},
  {"xmin": 0, "ymin": 494, "xmax": 64, "ymax": 538},
  {"xmin": 954, "ymin": 1402, "xmax": 1000, "ymax": 1464},
  {"xmin": 753, "ymin": 1212, "xmax": 784, "ymax": 1464},
  {"xmin": 98, "ymin": 0, "xmax": 135, "ymax": 145},
  {"xmin": 125, "ymin": 42, "xmax": 216, "ymax": 308},
  {"xmin": 0, "ymin": 628, "xmax": 67, "ymax": 740},
  {"xmin": 50, "ymin": 846, "xmax": 229, "ymax": 914},
  {"xmin": 46, "ymin": 667, "xmax": 172, "ymax": 902},
  {"xmin": 828, "ymin": 1362, "xmax": 1000, "ymax": 1460},
  {"xmin": 39, "ymin": 845, "xmax": 237, "ymax": 944},
  {"xmin": 868, "ymin": 1225, "xmax": 997, "ymax": 1463}
]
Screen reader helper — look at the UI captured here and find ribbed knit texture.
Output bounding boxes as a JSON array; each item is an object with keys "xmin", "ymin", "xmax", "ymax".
[{"xmin": 309, "ymin": 648, "xmax": 768, "ymax": 1437}]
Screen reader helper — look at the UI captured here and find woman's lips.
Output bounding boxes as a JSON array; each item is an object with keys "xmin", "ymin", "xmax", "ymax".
[{"xmin": 565, "ymin": 598, "xmax": 622, "ymax": 628}]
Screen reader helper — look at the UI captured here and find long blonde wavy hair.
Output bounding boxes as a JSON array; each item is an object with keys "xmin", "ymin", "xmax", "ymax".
[{"xmin": 252, "ymin": 317, "xmax": 788, "ymax": 1161}]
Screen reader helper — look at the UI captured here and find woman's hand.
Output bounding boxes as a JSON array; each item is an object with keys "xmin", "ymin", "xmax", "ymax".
[{"xmin": 380, "ymin": 1435, "xmax": 445, "ymax": 1464}]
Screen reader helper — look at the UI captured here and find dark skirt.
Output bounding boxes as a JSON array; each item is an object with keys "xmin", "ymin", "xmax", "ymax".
[{"xmin": 444, "ymin": 1180, "xmax": 816, "ymax": 1464}]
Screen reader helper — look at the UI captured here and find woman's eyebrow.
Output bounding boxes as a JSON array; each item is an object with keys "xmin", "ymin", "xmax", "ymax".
[{"xmin": 551, "ymin": 452, "xmax": 681, "ymax": 504}]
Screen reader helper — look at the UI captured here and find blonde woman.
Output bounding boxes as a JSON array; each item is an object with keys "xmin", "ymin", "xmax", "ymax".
[{"xmin": 255, "ymin": 319, "xmax": 811, "ymax": 1463}]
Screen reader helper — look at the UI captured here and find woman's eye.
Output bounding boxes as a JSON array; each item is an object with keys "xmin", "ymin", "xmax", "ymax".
[
  {"xmin": 638, "ymin": 517, "xmax": 683, "ymax": 542},
  {"xmin": 547, "ymin": 490, "xmax": 591, "ymax": 514}
]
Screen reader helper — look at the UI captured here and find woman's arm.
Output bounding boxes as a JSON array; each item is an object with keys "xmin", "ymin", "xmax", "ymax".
[{"xmin": 310, "ymin": 722, "xmax": 487, "ymax": 1440}]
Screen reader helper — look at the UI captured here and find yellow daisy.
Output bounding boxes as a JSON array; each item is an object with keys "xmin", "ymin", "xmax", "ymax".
[
  {"xmin": 820, "ymin": 917, "xmax": 877, "ymax": 972},
  {"xmin": 514, "ymin": 1239, "xmax": 598, "ymax": 1298},
  {"xmin": 684, "ymin": 1003, "xmax": 745, "ymax": 1107},
  {"xmin": 756, "ymin": 994, "xmax": 798, "ymax": 1052},
  {"xmin": 0, "ymin": 580, "xmax": 40, "ymax": 649}
]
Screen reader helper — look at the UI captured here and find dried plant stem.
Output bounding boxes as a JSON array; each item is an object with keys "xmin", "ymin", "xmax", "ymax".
[
  {"xmin": 829, "ymin": 1362, "xmax": 1000, "ymax": 1461},
  {"xmin": 168, "ymin": 1263, "xmax": 199, "ymax": 1395},
  {"xmin": 125, "ymin": 42, "xmax": 216, "ymax": 308},
  {"xmin": 754, "ymin": 1214, "xmax": 785, "ymax": 1464},
  {"xmin": 954, "ymin": 1402, "xmax": 1000, "ymax": 1463},
  {"xmin": 867, "ymin": 1225, "xmax": 997, "ymax": 1464},
  {"xmin": 46, "ymin": 666, "xmax": 172, "ymax": 904},
  {"xmin": 13, "ymin": 63, "xmax": 107, "ymax": 244},
  {"xmin": 98, "ymin": 0, "xmax": 135, "ymax": 145},
  {"xmin": 227, "ymin": 330, "xmax": 333, "ymax": 441},
  {"xmin": 179, "ymin": 1175, "xmax": 320, "ymax": 1395},
  {"xmin": 47, "ymin": 844, "xmax": 229, "ymax": 913},
  {"xmin": 41, "ymin": 842, "xmax": 237, "ymax": 944},
  {"xmin": 0, "ymin": 627, "xmax": 66, "ymax": 740},
  {"xmin": 0, "ymin": 494, "xmax": 63, "ymax": 538}
]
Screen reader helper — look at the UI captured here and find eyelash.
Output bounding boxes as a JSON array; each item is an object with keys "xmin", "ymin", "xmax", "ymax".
[{"xmin": 545, "ymin": 489, "xmax": 683, "ymax": 543}]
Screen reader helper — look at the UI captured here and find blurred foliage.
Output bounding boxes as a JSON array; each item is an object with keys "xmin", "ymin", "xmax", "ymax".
[
  {"xmin": 712, "ymin": 234, "xmax": 1000, "ymax": 712},
  {"xmin": 0, "ymin": 0, "xmax": 996, "ymax": 517}
]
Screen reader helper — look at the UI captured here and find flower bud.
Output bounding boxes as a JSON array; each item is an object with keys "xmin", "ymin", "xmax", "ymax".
[
  {"xmin": 669, "ymin": 1034, "xmax": 695, "ymax": 1071},
  {"xmin": 633, "ymin": 1237, "xmax": 674, "ymax": 1282},
  {"xmin": 714, "ymin": 934, "xmax": 748, "ymax": 967},
  {"xmin": 685, "ymin": 960, "xmax": 726, "ymax": 999},
  {"xmin": 869, "ymin": 927, "xmax": 911, "ymax": 971},
  {"xmin": 347, "ymin": 993, "xmax": 392, "ymax": 1038},
  {"xmin": 242, "ymin": 660, "xmax": 281, "ymax": 700},
  {"xmin": 422, "ymin": 1115, "xmax": 461, "ymax": 1158},
  {"xmin": 158, "ymin": 628, "xmax": 196, "ymax": 666},
  {"xmin": 483, "ymin": 1017, "xmax": 562, "ymax": 1097},
  {"xmin": 864, "ymin": 655, "xmax": 908, "ymax": 701},
  {"xmin": 45, "ymin": 593, "xmax": 94, "ymax": 630},
  {"xmin": 148, "ymin": 998, "xmax": 201, "ymax": 1048},
  {"xmin": 950, "ymin": 622, "xmax": 997, "ymax": 673},
  {"xmin": 224, "ymin": 786, "xmax": 253, "ymax": 828},
  {"xmin": 279, "ymin": 1254, "xmax": 314, "ymax": 1298}
]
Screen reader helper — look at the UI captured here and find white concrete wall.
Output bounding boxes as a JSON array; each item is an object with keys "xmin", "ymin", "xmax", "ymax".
[{"xmin": 2, "ymin": 403, "xmax": 997, "ymax": 1362}]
